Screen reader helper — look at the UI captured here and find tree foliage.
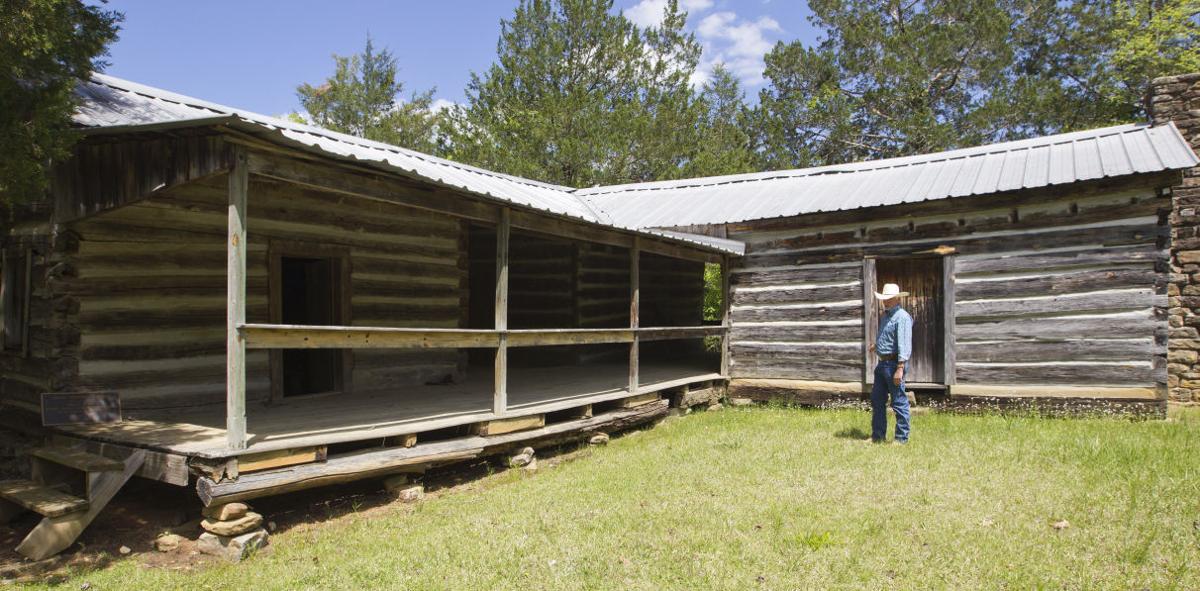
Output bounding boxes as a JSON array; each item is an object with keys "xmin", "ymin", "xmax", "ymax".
[
  {"xmin": 444, "ymin": 0, "xmax": 705, "ymax": 186},
  {"xmin": 682, "ymin": 64, "xmax": 759, "ymax": 179},
  {"xmin": 755, "ymin": 0, "xmax": 1200, "ymax": 169},
  {"xmin": 297, "ymin": 38, "xmax": 445, "ymax": 154},
  {"xmin": 0, "ymin": 0, "xmax": 120, "ymax": 205}
]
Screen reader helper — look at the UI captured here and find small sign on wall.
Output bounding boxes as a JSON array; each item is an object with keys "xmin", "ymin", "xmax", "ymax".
[{"xmin": 40, "ymin": 391, "xmax": 122, "ymax": 426}]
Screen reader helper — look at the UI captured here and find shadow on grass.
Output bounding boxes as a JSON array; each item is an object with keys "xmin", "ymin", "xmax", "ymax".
[{"xmin": 833, "ymin": 426, "xmax": 870, "ymax": 440}]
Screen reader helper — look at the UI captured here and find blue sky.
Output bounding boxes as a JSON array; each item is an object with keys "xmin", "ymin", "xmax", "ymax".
[{"xmin": 96, "ymin": 0, "xmax": 818, "ymax": 117}]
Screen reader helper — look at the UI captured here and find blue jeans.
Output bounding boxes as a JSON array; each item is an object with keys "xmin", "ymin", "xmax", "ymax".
[{"xmin": 871, "ymin": 360, "xmax": 910, "ymax": 442}]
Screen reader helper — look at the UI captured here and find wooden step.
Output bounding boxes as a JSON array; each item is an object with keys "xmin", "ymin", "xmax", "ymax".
[
  {"xmin": 32, "ymin": 447, "xmax": 124, "ymax": 473},
  {"xmin": 0, "ymin": 480, "xmax": 88, "ymax": 518}
]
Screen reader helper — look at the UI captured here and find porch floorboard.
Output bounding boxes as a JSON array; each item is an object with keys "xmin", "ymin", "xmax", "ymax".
[{"xmin": 53, "ymin": 360, "xmax": 720, "ymax": 459}]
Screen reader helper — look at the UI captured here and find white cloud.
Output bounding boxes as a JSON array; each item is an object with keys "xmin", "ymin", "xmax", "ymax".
[
  {"xmin": 430, "ymin": 98, "xmax": 457, "ymax": 114},
  {"xmin": 626, "ymin": 0, "xmax": 714, "ymax": 28},
  {"xmin": 694, "ymin": 11, "xmax": 782, "ymax": 86},
  {"xmin": 624, "ymin": 1, "xmax": 783, "ymax": 88}
]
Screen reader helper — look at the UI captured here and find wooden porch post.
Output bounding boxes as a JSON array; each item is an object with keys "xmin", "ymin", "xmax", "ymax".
[
  {"xmin": 226, "ymin": 148, "xmax": 248, "ymax": 450},
  {"xmin": 494, "ymin": 208, "xmax": 510, "ymax": 415},
  {"xmin": 861, "ymin": 257, "xmax": 878, "ymax": 389},
  {"xmin": 629, "ymin": 238, "xmax": 640, "ymax": 394},
  {"xmin": 720, "ymin": 255, "xmax": 731, "ymax": 377}
]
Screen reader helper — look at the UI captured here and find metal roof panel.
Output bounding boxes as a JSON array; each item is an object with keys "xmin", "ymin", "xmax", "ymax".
[{"xmin": 75, "ymin": 75, "xmax": 1197, "ymax": 234}]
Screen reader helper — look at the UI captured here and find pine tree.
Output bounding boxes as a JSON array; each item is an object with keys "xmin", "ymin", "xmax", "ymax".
[
  {"xmin": 681, "ymin": 64, "xmax": 759, "ymax": 178},
  {"xmin": 297, "ymin": 38, "xmax": 445, "ymax": 154},
  {"xmin": 445, "ymin": 0, "xmax": 705, "ymax": 186},
  {"xmin": 753, "ymin": 0, "xmax": 1200, "ymax": 169}
]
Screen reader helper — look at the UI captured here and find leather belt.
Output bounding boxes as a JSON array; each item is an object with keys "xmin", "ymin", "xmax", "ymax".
[{"xmin": 877, "ymin": 353, "xmax": 898, "ymax": 361}]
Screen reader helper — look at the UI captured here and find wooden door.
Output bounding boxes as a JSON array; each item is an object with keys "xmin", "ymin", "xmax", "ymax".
[{"xmin": 868, "ymin": 257, "xmax": 946, "ymax": 385}]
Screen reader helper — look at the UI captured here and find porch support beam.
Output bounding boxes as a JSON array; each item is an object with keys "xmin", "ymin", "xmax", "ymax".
[
  {"xmin": 629, "ymin": 239, "xmax": 640, "ymax": 395},
  {"xmin": 720, "ymin": 255, "xmax": 732, "ymax": 377},
  {"xmin": 494, "ymin": 208, "xmax": 510, "ymax": 415},
  {"xmin": 226, "ymin": 147, "xmax": 248, "ymax": 450}
]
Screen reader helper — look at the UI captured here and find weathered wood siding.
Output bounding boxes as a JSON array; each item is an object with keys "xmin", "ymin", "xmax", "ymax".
[
  {"xmin": 0, "ymin": 230, "xmax": 79, "ymax": 409},
  {"xmin": 724, "ymin": 184, "xmax": 1170, "ymax": 389},
  {"xmin": 63, "ymin": 174, "xmax": 464, "ymax": 411}
]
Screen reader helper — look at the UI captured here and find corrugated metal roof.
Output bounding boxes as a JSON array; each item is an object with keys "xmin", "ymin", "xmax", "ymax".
[
  {"xmin": 577, "ymin": 123, "xmax": 1199, "ymax": 228},
  {"xmin": 73, "ymin": 75, "xmax": 1197, "ymax": 244},
  {"xmin": 74, "ymin": 75, "xmax": 746, "ymax": 257}
]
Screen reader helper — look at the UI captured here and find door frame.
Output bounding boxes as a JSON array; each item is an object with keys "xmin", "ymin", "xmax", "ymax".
[
  {"xmin": 862, "ymin": 254, "xmax": 956, "ymax": 387},
  {"xmin": 267, "ymin": 240, "xmax": 353, "ymax": 403}
]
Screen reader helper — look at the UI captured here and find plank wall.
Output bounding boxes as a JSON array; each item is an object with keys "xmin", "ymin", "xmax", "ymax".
[{"xmin": 726, "ymin": 186, "xmax": 1169, "ymax": 388}]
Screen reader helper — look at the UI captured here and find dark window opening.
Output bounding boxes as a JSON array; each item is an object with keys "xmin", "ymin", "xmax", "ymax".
[
  {"xmin": 2, "ymin": 247, "xmax": 31, "ymax": 353},
  {"xmin": 280, "ymin": 256, "xmax": 343, "ymax": 397}
]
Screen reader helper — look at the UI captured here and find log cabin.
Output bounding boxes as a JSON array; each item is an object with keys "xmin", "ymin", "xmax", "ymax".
[
  {"xmin": 0, "ymin": 76, "xmax": 738, "ymax": 558},
  {"xmin": 0, "ymin": 73, "xmax": 1197, "ymax": 558},
  {"xmin": 583, "ymin": 123, "xmax": 1198, "ymax": 416}
]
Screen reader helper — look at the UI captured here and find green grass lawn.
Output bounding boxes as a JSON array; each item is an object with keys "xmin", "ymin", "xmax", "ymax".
[{"xmin": 26, "ymin": 406, "xmax": 1200, "ymax": 590}]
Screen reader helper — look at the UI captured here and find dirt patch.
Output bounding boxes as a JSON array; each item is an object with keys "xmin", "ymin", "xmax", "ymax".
[
  {"xmin": 0, "ymin": 435, "xmax": 604, "ymax": 584},
  {"xmin": 0, "ymin": 478, "xmax": 219, "ymax": 583}
]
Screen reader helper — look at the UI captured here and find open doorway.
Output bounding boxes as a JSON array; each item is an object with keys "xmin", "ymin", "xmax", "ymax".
[
  {"xmin": 270, "ymin": 244, "xmax": 351, "ymax": 399},
  {"xmin": 865, "ymin": 256, "xmax": 951, "ymax": 387}
]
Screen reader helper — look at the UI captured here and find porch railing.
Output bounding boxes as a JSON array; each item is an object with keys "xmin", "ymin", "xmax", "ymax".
[{"xmin": 225, "ymin": 147, "xmax": 733, "ymax": 450}]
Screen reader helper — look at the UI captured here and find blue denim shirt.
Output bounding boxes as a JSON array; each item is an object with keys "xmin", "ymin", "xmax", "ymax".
[{"xmin": 875, "ymin": 306, "xmax": 913, "ymax": 362}]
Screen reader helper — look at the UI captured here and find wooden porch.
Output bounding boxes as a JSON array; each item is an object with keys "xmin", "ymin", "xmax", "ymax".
[{"xmin": 51, "ymin": 359, "xmax": 722, "ymax": 459}]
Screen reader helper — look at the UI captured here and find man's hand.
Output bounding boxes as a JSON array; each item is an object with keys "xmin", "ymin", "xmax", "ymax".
[
  {"xmin": 893, "ymin": 367, "xmax": 904, "ymax": 386},
  {"xmin": 868, "ymin": 343, "xmax": 875, "ymax": 353}
]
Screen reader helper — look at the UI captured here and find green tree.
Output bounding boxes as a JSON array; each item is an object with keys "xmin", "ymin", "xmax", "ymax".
[
  {"xmin": 755, "ymin": 0, "xmax": 1015, "ymax": 168},
  {"xmin": 0, "ymin": 0, "xmax": 121, "ymax": 205},
  {"xmin": 754, "ymin": 0, "xmax": 1200, "ymax": 169},
  {"xmin": 445, "ymin": 0, "xmax": 704, "ymax": 186},
  {"xmin": 682, "ymin": 64, "xmax": 759, "ymax": 178},
  {"xmin": 297, "ymin": 38, "xmax": 445, "ymax": 153}
]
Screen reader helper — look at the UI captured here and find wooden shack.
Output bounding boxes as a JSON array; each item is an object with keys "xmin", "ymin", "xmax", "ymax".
[
  {"xmin": 583, "ymin": 124, "xmax": 1199, "ymax": 415},
  {"xmin": 0, "ymin": 76, "xmax": 735, "ymax": 557}
]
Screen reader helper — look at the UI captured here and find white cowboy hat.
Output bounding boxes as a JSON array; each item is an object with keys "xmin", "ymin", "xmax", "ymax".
[{"xmin": 874, "ymin": 283, "xmax": 909, "ymax": 300}]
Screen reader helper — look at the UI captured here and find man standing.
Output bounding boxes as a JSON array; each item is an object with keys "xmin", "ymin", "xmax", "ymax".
[{"xmin": 867, "ymin": 283, "xmax": 912, "ymax": 443}]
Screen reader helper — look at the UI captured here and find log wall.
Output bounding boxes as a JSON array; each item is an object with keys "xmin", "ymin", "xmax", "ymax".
[
  {"xmin": 0, "ymin": 229, "xmax": 79, "ymax": 409},
  {"xmin": 61, "ymin": 175, "xmax": 464, "ymax": 411},
  {"xmin": 722, "ymin": 181, "xmax": 1171, "ymax": 393}
]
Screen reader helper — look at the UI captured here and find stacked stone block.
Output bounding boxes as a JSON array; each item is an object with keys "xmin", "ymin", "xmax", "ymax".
[{"xmin": 1151, "ymin": 72, "xmax": 1200, "ymax": 402}]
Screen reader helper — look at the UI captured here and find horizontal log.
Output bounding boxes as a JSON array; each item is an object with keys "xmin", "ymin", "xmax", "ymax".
[
  {"xmin": 955, "ymin": 289, "xmax": 1163, "ymax": 320},
  {"xmin": 196, "ymin": 400, "xmax": 670, "ymax": 505},
  {"xmin": 732, "ymin": 265, "xmax": 861, "ymax": 287},
  {"xmin": 747, "ymin": 193, "xmax": 1162, "ymax": 254},
  {"xmin": 746, "ymin": 220, "xmax": 1163, "ymax": 268},
  {"xmin": 730, "ymin": 324, "xmax": 863, "ymax": 342},
  {"xmin": 956, "ymin": 313, "xmax": 1159, "ymax": 341},
  {"xmin": 947, "ymin": 384, "xmax": 1160, "ymax": 400},
  {"xmin": 955, "ymin": 363, "xmax": 1157, "ymax": 386},
  {"xmin": 955, "ymin": 244, "xmax": 1164, "ymax": 275},
  {"xmin": 732, "ymin": 303, "xmax": 861, "ymax": 324},
  {"xmin": 732, "ymin": 283, "xmax": 861, "ymax": 306},
  {"xmin": 955, "ymin": 267, "xmax": 1158, "ymax": 301},
  {"xmin": 732, "ymin": 342, "xmax": 861, "ymax": 361},
  {"xmin": 240, "ymin": 324, "xmax": 724, "ymax": 349},
  {"xmin": 957, "ymin": 339, "xmax": 1157, "ymax": 363},
  {"xmin": 731, "ymin": 357, "xmax": 861, "ymax": 381}
]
